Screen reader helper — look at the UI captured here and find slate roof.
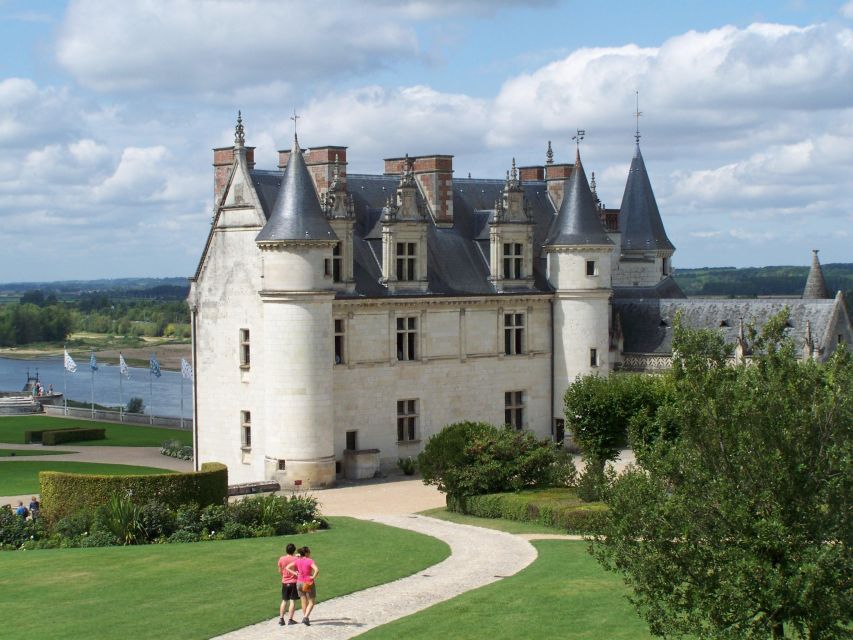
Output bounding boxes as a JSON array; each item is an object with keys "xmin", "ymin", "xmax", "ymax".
[
  {"xmin": 249, "ymin": 168, "xmax": 560, "ymax": 298},
  {"xmin": 803, "ymin": 250, "xmax": 830, "ymax": 299},
  {"xmin": 255, "ymin": 138, "xmax": 337, "ymax": 243},
  {"xmin": 612, "ymin": 276, "xmax": 685, "ymax": 299},
  {"xmin": 544, "ymin": 154, "xmax": 613, "ymax": 247},
  {"xmin": 613, "ymin": 298, "xmax": 841, "ymax": 354},
  {"xmin": 619, "ymin": 144, "xmax": 675, "ymax": 253}
]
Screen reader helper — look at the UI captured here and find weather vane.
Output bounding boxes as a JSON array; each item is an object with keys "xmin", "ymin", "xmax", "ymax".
[
  {"xmin": 634, "ymin": 90, "xmax": 642, "ymax": 144},
  {"xmin": 571, "ymin": 129, "xmax": 585, "ymax": 149},
  {"xmin": 290, "ymin": 109, "xmax": 301, "ymax": 141}
]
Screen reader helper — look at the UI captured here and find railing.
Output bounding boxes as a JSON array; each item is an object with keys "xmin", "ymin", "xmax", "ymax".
[{"xmin": 42, "ymin": 405, "xmax": 190, "ymax": 430}]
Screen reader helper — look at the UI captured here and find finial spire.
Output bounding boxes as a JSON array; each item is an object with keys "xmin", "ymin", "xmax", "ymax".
[
  {"xmin": 511, "ymin": 157, "xmax": 517, "ymax": 182},
  {"xmin": 234, "ymin": 110, "xmax": 245, "ymax": 146},
  {"xmin": 634, "ymin": 90, "xmax": 642, "ymax": 145},
  {"xmin": 546, "ymin": 140, "xmax": 554, "ymax": 165}
]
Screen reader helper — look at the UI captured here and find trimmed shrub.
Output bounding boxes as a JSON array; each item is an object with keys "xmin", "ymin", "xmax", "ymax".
[
  {"xmin": 39, "ymin": 462, "xmax": 228, "ymax": 523},
  {"xmin": 24, "ymin": 427, "xmax": 78, "ymax": 444},
  {"xmin": 42, "ymin": 428, "xmax": 105, "ymax": 445},
  {"xmin": 448, "ymin": 489, "xmax": 607, "ymax": 535}
]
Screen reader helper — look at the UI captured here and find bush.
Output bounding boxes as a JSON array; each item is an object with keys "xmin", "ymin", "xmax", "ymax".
[
  {"xmin": 576, "ymin": 464, "xmax": 609, "ymax": 503},
  {"xmin": 200, "ymin": 503, "xmax": 228, "ymax": 533},
  {"xmin": 221, "ymin": 521, "xmax": 251, "ymax": 540},
  {"xmin": 40, "ymin": 462, "xmax": 227, "ymax": 523},
  {"xmin": 175, "ymin": 503, "xmax": 203, "ymax": 534},
  {"xmin": 139, "ymin": 500, "xmax": 177, "ymax": 540},
  {"xmin": 95, "ymin": 494, "xmax": 142, "ymax": 545},
  {"xmin": 54, "ymin": 511, "xmax": 92, "ymax": 539},
  {"xmin": 24, "ymin": 427, "xmax": 78, "ymax": 444},
  {"xmin": 126, "ymin": 397, "xmax": 144, "ymax": 414},
  {"xmin": 0, "ymin": 506, "xmax": 37, "ymax": 548},
  {"xmin": 419, "ymin": 422, "xmax": 575, "ymax": 499},
  {"xmin": 79, "ymin": 530, "xmax": 118, "ymax": 548},
  {"xmin": 160, "ymin": 439, "xmax": 193, "ymax": 460},
  {"xmin": 281, "ymin": 494, "xmax": 320, "ymax": 529},
  {"xmin": 397, "ymin": 457, "xmax": 417, "ymax": 475},
  {"xmin": 167, "ymin": 529, "xmax": 200, "ymax": 544},
  {"xmin": 448, "ymin": 489, "xmax": 607, "ymax": 535},
  {"xmin": 42, "ymin": 428, "xmax": 106, "ymax": 446}
]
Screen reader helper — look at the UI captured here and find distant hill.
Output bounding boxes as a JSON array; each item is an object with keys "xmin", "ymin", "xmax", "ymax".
[
  {"xmin": 0, "ymin": 277, "xmax": 189, "ymax": 301},
  {"xmin": 673, "ymin": 263, "xmax": 853, "ymax": 299}
]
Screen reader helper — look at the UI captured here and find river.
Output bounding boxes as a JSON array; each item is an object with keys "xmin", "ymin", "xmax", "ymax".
[{"xmin": 0, "ymin": 356, "xmax": 192, "ymax": 419}]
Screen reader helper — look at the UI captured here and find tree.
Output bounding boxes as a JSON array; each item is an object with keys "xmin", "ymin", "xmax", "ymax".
[{"xmin": 593, "ymin": 311, "xmax": 853, "ymax": 639}]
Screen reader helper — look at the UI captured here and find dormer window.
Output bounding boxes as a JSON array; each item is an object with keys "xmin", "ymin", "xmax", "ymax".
[
  {"xmin": 503, "ymin": 243, "xmax": 523, "ymax": 279},
  {"xmin": 396, "ymin": 242, "xmax": 417, "ymax": 281}
]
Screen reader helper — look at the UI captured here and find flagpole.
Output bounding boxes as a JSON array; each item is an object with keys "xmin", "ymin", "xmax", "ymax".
[
  {"xmin": 119, "ymin": 354, "xmax": 124, "ymax": 423},
  {"xmin": 180, "ymin": 375, "xmax": 185, "ymax": 430},
  {"xmin": 149, "ymin": 367, "xmax": 154, "ymax": 426}
]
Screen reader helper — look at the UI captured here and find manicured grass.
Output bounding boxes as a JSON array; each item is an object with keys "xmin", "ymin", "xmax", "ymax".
[
  {"xmin": 0, "ymin": 516, "xmax": 450, "ymax": 640},
  {"xmin": 0, "ymin": 461, "xmax": 174, "ymax": 496},
  {"xmin": 419, "ymin": 507, "xmax": 566, "ymax": 535},
  {"xmin": 0, "ymin": 448, "xmax": 74, "ymax": 457},
  {"xmin": 359, "ymin": 540, "xmax": 656, "ymax": 640},
  {"xmin": 0, "ymin": 415, "xmax": 191, "ymax": 447}
]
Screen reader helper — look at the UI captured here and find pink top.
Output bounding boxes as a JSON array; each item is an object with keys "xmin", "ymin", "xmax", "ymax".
[
  {"xmin": 278, "ymin": 555, "xmax": 297, "ymax": 584},
  {"xmin": 294, "ymin": 557, "xmax": 316, "ymax": 582}
]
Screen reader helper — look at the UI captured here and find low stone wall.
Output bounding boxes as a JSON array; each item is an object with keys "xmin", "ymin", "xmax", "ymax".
[{"xmin": 43, "ymin": 404, "xmax": 190, "ymax": 430}]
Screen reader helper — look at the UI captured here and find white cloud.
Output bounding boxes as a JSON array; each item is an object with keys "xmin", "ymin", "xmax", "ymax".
[{"xmin": 841, "ymin": 1, "xmax": 853, "ymax": 19}]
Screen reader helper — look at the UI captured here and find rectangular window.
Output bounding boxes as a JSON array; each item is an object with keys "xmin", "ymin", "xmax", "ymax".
[
  {"xmin": 590, "ymin": 348, "xmax": 598, "ymax": 367},
  {"xmin": 503, "ymin": 242, "xmax": 523, "ymax": 279},
  {"xmin": 345, "ymin": 430, "xmax": 358, "ymax": 451},
  {"xmin": 397, "ymin": 399, "xmax": 418, "ymax": 442},
  {"xmin": 241, "ymin": 410, "xmax": 251, "ymax": 448},
  {"xmin": 504, "ymin": 312, "xmax": 525, "ymax": 355},
  {"xmin": 504, "ymin": 391, "xmax": 524, "ymax": 430},
  {"xmin": 334, "ymin": 318, "xmax": 345, "ymax": 364},
  {"xmin": 239, "ymin": 329, "xmax": 250, "ymax": 367},
  {"xmin": 396, "ymin": 316, "xmax": 418, "ymax": 361},
  {"xmin": 332, "ymin": 243, "xmax": 342, "ymax": 283},
  {"xmin": 395, "ymin": 242, "xmax": 417, "ymax": 281},
  {"xmin": 553, "ymin": 418, "xmax": 565, "ymax": 445},
  {"xmin": 586, "ymin": 260, "xmax": 597, "ymax": 276}
]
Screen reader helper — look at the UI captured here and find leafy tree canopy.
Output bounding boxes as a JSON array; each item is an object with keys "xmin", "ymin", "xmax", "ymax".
[{"xmin": 593, "ymin": 311, "xmax": 853, "ymax": 640}]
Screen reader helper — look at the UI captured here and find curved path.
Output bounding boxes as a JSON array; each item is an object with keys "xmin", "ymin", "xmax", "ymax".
[{"xmin": 212, "ymin": 514, "xmax": 538, "ymax": 640}]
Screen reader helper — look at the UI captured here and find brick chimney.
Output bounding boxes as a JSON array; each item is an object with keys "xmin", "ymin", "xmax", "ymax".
[
  {"xmin": 384, "ymin": 154, "xmax": 454, "ymax": 225},
  {"xmin": 545, "ymin": 163, "xmax": 572, "ymax": 210},
  {"xmin": 518, "ymin": 165, "xmax": 545, "ymax": 182},
  {"xmin": 213, "ymin": 146, "xmax": 255, "ymax": 206},
  {"xmin": 278, "ymin": 145, "xmax": 348, "ymax": 195}
]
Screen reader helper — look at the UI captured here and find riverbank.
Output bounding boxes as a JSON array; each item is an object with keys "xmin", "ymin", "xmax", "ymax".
[{"xmin": 0, "ymin": 335, "xmax": 190, "ymax": 371}]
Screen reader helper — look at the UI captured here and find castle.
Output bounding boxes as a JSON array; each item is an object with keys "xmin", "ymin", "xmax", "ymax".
[{"xmin": 188, "ymin": 114, "xmax": 852, "ymax": 488}]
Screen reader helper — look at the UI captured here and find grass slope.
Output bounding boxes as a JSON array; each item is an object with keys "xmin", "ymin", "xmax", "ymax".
[
  {"xmin": 359, "ymin": 540, "xmax": 655, "ymax": 640},
  {"xmin": 419, "ymin": 507, "xmax": 565, "ymax": 535},
  {"xmin": 0, "ymin": 517, "xmax": 450, "ymax": 640},
  {"xmin": 0, "ymin": 415, "xmax": 191, "ymax": 447},
  {"xmin": 0, "ymin": 461, "xmax": 174, "ymax": 495}
]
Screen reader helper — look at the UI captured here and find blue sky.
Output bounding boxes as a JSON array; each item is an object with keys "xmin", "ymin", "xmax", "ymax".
[{"xmin": 1, "ymin": 0, "xmax": 852, "ymax": 281}]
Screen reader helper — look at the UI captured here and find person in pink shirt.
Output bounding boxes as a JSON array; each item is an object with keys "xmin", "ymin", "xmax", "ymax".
[
  {"xmin": 286, "ymin": 546, "xmax": 319, "ymax": 626},
  {"xmin": 277, "ymin": 543, "xmax": 299, "ymax": 626}
]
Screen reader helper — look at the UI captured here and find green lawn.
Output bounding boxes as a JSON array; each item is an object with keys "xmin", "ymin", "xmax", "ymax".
[
  {"xmin": 0, "ymin": 448, "xmax": 75, "ymax": 457},
  {"xmin": 359, "ymin": 539, "xmax": 656, "ymax": 640},
  {"xmin": 420, "ymin": 507, "xmax": 566, "ymax": 535},
  {"xmin": 0, "ymin": 516, "xmax": 450, "ymax": 640},
  {"xmin": 0, "ymin": 415, "xmax": 191, "ymax": 447},
  {"xmin": 0, "ymin": 461, "xmax": 174, "ymax": 495}
]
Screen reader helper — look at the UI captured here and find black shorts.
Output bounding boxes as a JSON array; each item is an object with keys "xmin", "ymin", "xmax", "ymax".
[{"xmin": 282, "ymin": 583, "xmax": 299, "ymax": 601}]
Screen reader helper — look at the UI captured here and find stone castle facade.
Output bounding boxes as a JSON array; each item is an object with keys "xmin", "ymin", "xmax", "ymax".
[{"xmin": 189, "ymin": 114, "xmax": 852, "ymax": 488}]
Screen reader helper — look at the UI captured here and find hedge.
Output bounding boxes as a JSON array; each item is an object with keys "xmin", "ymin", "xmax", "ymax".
[
  {"xmin": 447, "ymin": 490, "xmax": 607, "ymax": 534},
  {"xmin": 40, "ymin": 462, "xmax": 228, "ymax": 523},
  {"xmin": 24, "ymin": 427, "xmax": 78, "ymax": 444},
  {"xmin": 42, "ymin": 428, "xmax": 106, "ymax": 445}
]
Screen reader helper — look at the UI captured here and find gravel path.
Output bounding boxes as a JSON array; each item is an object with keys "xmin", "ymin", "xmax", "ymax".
[{"xmin": 211, "ymin": 514, "xmax": 537, "ymax": 640}]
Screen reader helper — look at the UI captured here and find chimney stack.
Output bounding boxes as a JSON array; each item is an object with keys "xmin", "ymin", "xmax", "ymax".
[
  {"xmin": 278, "ymin": 145, "xmax": 348, "ymax": 196},
  {"xmin": 213, "ymin": 145, "xmax": 255, "ymax": 206},
  {"xmin": 384, "ymin": 154, "xmax": 454, "ymax": 225}
]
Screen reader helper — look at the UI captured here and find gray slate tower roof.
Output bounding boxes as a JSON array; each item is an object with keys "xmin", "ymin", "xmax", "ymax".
[
  {"xmin": 256, "ymin": 137, "xmax": 337, "ymax": 243},
  {"xmin": 803, "ymin": 249, "xmax": 830, "ymax": 299},
  {"xmin": 619, "ymin": 144, "xmax": 675, "ymax": 252},
  {"xmin": 545, "ymin": 152, "xmax": 613, "ymax": 247}
]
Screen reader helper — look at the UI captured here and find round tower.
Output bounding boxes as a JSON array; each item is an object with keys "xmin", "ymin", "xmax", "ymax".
[
  {"xmin": 255, "ymin": 136, "xmax": 338, "ymax": 489},
  {"xmin": 545, "ymin": 150, "xmax": 614, "ymax": 423}
]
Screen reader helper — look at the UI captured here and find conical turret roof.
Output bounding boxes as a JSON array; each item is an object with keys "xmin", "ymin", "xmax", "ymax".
[
  {"xmin": 256, "ymin": 137, "xmax": 337, "ymax": 243},
  {"xmin": 619, "ymin": 144, "xmax": 674, "ymax": 252},
  {"xmin": 803, "ymin": 249, "xmax": 830, "ymax": 299},
  {"xmin": 545, "ymin": 152, "xmax": 612, "ymax": 247}
]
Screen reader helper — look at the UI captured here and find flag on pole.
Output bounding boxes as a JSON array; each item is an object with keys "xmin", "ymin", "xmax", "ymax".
[
  {"xmin": 180, "ymin": 357, "xmax": 193, "ymax": 379},
  {"xmin": 64, "ymin": 349, "xmax": 77, "ymax": 373},
  {"xmin": 119, "ymin": 353, "xmax": 131, "ymax": 379},
  {"xmin": 150, "ymin": 354, "xmax": 161, "ymax": 378},
  {"xmin": 89, "ymin": 352, "xmax": 98, "ymax": 371}
]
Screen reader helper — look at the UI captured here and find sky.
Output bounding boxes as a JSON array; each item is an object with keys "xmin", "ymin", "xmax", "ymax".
[{"xmin": 1, "ymin": 0, "xmax": 852, "ymax": 282}]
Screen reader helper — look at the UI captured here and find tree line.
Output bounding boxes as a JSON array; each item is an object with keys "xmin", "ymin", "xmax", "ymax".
[{"xmin": 0, "ymin": 290, "xmax": 190, "ymax": 347}]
